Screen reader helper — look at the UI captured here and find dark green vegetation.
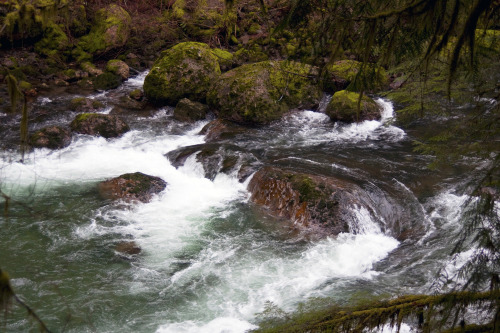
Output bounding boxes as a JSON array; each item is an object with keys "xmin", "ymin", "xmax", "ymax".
[{"xmin": 1, "ymin": 0, "xmax": 500, "ymax": 332}]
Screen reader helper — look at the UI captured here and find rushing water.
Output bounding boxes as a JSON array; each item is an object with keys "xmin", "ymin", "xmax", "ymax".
[{"xmin": 0, "ymin": 73, "xmax": 484, "ymax": 332}]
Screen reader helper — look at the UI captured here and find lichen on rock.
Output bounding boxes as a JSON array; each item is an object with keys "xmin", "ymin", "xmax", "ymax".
[
  {"xmin": 207, "ymin": 60, "xmax": 322, "ymax": 125},
  {"xmin": 143, "ymin": 42, "xmax": 222, "ymax": 105},
  {"xmin": 326, "ymin": 90, "xmax": 380, "ymax": 123}
]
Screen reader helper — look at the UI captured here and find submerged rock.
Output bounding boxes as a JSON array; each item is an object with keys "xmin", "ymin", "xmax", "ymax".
[
  {"xmin": 207, "ymin": 60, "xmax": 322, "ymax": 125},
  {"xmin": 173, "ymin": 98, "xmax": 209, "ymax": 122},
  {"xmin": 70, "ymin": 113, "xmax": 129, "ymax": 138},
  {"xmin": 326, "ymin": 90, "xmax": 380, "ymax": 123},
  {"xmin": 115, "ymin": 241, "xmax": 141, "ymax": 256},
  {"xmin": 143, "ymin": 42, "xmax": 222, "ymax": 105},
  {"xmin": 248, "ymin": 167, "xmax": 363, "ymax": 237},
  {"xmin": 99, "ymin": 172, "xmax": 167, "ymax": 203},
  {"xmin": 30, "ymin": 126, "xmax": 71, "ymax": 149}
]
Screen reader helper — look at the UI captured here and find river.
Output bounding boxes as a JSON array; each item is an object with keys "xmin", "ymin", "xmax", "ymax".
[{"xmin": 0, "ymin": 72, "xmax": 483, "ymax": 332}]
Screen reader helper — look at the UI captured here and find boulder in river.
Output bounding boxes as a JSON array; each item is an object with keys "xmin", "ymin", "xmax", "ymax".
[
  {"xmin": 143, "ymin": 42, "xmax": 222, "ymax": 105},
  {"xmin": 106, "ymin": 59, "xmax": 130, "ymax": 80},
  {"xmin": 199, "ymin": 119, "xmax": 247, "ymax": 142},
  {"xmin": 30, "ymin": 126, "xmax": 71, "ymax": 149},
  {"xmin": 115, "ymin": 241, "xmax": 141, "ymax": 256},
  {"xmin": 248, "ymin": 167, "xmax": 361, "ymax": 237},
  {"xmin": 207, "ymin": 60, "xmax": 322, "ymax": 125},
  {"xmin": 70, "ymin": 113, "xmax": 129, "ymax": 138},
  {"xmin": 173, "ymin": 98, "xmax": 209, "ymax": 122},
  {"xmin": 326, "ymin": 90, "xmax": 380, "ymax": 123},
  {"xmin": 99, "ymin": 172, "xmax": 167, "ymax": 203}
]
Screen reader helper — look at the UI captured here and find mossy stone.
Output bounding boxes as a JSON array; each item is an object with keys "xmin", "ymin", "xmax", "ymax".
[
  {"xmin": 93, "ymin": 72, "xmax": 121, "ymax": 91},
  {"xmin": 106, "ymin": 59, "xmax": 129, "ymax": 80},
  {"xmin": 325, "ymin": 90, "xmax": 380, "ymax": 123},
  {"xmin": 207, "ymin": 60, "xmax": 321, "ymax": 125},
  {"xmin": 75, "ymin": 4, "xmax": 131, "ymax": 59},
  {"xmin": 324, "ymin": 59, "xmax": 389, "ymax": 93},
  {"xmin": 30, "ymin": 126, "xmax": 71, "ymax": 149},
  {"xmin": 34, "ymin": 23, "xmax": 68, "ymax": 58},
  {"xmin": 143, "ymin": 42, "xmax": 222, "ymax": 105},
  {"xmin": 173, "ymin": 98, "xmax": 209, "ymax": 122},
  {"xmin": 69, "ymin": 97, "xmax": 104, "ymax": 112},
  {"xmin": 211, "ymin": 48, "xmax": 234, "ymax": 71},
  {"xmin": 70, "ymin": 113, "xmax": 129, "ymax": 138}
]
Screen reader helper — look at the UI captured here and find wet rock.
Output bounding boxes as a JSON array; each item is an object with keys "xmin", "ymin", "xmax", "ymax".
[
  {"xmin": 324, "ymin": 59, "xmax": 389, "ymax": 93},
  {"xmin": 129, "ymin": 89, "xmax": 144, "ymax": 101},
  {"xmin": 199, "ymin": 119, "xmax": 247, "ymax": 142},
  {"xmin": 30, "ymin": 126, "xmax": 71, "ymax": 149},
  {"xmin": 173, "ymin": 98, "xmax": 209, "ymax": 122},
  {"xmin": 207, "ymin": 60, "xmax": 322, "ymax": 125},
  {"xmin": 93, "ymin": 72, "xmax": 121, "ymax": 91},
  {"xmin": 99, "ymin": 172, "xmax": 167, "ymax": 203},
  {"xmin": 115, "ymin": 241, "xmax": 141, "ymax": 256},
  {"xmin": 106, "ymin": 59, "xmax": 130, "ymax": 80},
  {"xmin": 143, "ymin": 42, "xmax": 222, "ymax": 105},
  {"xmin": 248, "ymin": 167, "xmax": 362, "ymax": 237},
  {"xmin": 326, "ymin": 90, "xmax": 380, "ymax": 123},
  {"xmin": 69, "ymin": 97, "xmax": 105, "ymax": 112},
  {"xmin": 70, "ymin": 113, "xmax": 129, "ymax": 138}
]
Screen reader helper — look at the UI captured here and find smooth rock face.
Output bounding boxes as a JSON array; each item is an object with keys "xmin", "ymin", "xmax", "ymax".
[
  {"xmin": 173, "ymin": 98, "xmax": 209, "ymax": 122},
  {"xmin": 207, "ymin": 60, "xmax": 322, "ymax": 125},
  {"xmin": 30, "ymin": 126, "xmax": 71, "ymax": 149},
  {"xmin": 70, "ymin": 113, "xmax": 129, "ymax": 138},
  {"xmin": 99, "ymin": 172, "xmax": 167, "ymax": 203},
  {"xmin": 326, "ymin": 90, "xmax": 380, "ymax": 123},
  {"xmin": 248, "ymin": 167, "xmax": 359, "ymax": 237},
  {"xmin": 143, "ymin": 42, "xmax": 222, "ymax": 105}
]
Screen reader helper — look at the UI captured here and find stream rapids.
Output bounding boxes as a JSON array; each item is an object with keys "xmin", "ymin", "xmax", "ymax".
[{"xmin": 0, "ymin": 72, "xmax": 486, "ymax": 332}]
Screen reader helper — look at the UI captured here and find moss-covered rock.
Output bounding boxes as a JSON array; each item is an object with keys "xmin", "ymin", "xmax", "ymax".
[
  {"xmin": 70, "ymin": 113, "xmax": 129, "ymax": 138},
  {"xmin": 326, "ymin": 90, "xmax": 380, "ymax": 123},
  {"xmin": 106, "ymin": 59, "xmax": 129, "ymax": 80},
  {"xmin": 75, "ymin": 4, "xmax": 131, "ymax": 59},
  {"xmin": 207, "ymin": 60, "xmax": 322, "ymax": 125},
  {"xmin": 211, "ymin": 48, "xmax": 234, "ymax": 71},
  {"xmin": 324, "ymin": 59, "xmax": 388, "ymax": 93},
  {"xmin": 93, "ymin": 72, "xmax": 121, "ymax": 91},
  {"xmin": 30, "ymin": 126, "xmax": 71, "ymax": 149},
  {"xmin": 99, "ymin": 172, "xmax": 166, "ymax": 203},
  {"xmin": 173, "ymin": 98, "xmax": 209, "ymax": 122},
  {"xmin": 69, "ymin": 97, "xmax": 104, "ymax": 112},
  {"xmin": 34, "ymin": 23, "xmax": 68, "ymax": 58},
  {"xmin": 129, "ymin": 89, "xmax": 143, "ymax": 101},
  {"xmin": 143, "ymin": 42, "xmax": 222, "ymax": 105},
  {"xmin": 80, "ymin": 62, "xmax": 103, "ymax": 77}
]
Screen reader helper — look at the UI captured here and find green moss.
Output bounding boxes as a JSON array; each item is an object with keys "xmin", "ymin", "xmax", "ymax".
[
  {"xmin": 34, "ymin": 22, "xmax": 68, "ymax": 57},
  {"xmin": 207, "ymin": 60, "xmax": 321, "ymax": 125},
  {"xmin": 171, "ymin": 0, "xmax": 185, "ymax": 19},
  {"xmin": 75, "ymin": 4, "xmax": 131, "ymax": 61},
  {"xmin": 291, "ymin": 176, "xmax": 321, "ymax": 202},
  {"xmin": 248, "ymin": 23, "xmax": 261, "ymax": 35},
  {"xmin": 326, "ymin": 90, "xmax": 379, "ymax": 122},
  {"xmin": 18, "ymin": 80, "xmax": 32, "ymax": 91},
  {"xmin": 93, "ymin": 72, "xmax": 121, "ymax": 91},
  {"xmin": 211, "ymin": 48, "xmax": 234, "ymax": 69},
  {"xmin": 129, "ymin": 89, "xmax": 143, "ymax": 100},
  {"xmin": 143, "ymin": 42, "xmax": 222, "ymax": 105},
  {"xmin": 325, "ymin": 59, "xmax": 388, "ymax": 92}
]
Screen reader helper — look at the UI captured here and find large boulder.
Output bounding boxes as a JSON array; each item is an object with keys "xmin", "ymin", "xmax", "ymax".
[
  {"xmin": 324, "ymin": 59, "xmax": 388, "ymax": 93},
  {"xmin": 143, "ymin": 42, "xmax": 222, "ymax": 105},
  {"xmin": 74, "ymin": 4, "xmax": 131, "ymax": 61},
  {"xmin": 248, "ymin": 167, "xmax": 361, "ymax": 237},
  {"xmin": 326, "ymin": 90, "xmax": 380, "ymax": 123},
  {"xmin": 70, "ymin": 113, "xmax": 129, "ymax": 138},
  {"xmin": 99, "ymin": 172, "xmax": 167, "ymax": 203},
  {"xmin": 30, "ymin": 126, "xmax": 71, "ymax": 149},
  {"xmin": 207, "ymin": 60, "xmax": 322, "ymax": 125}
]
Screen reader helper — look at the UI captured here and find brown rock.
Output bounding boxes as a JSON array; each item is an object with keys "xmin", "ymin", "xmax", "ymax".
[
  {"xmin": 173, "ymin": 98, "xmax": 209, "ymax": 122},
  {"xmin": 115, "ymin": 241, "xmax": 141, "ymax": 255},
  {"xmin": 30, "ymin": 126, "xmax": 71, "ymax": 149},
  {"xmin": 70, "ymin": 113, "xmax": 129, "ymax": 138},
  {"xmin": 99, "ymin": 172, "xmax": 167, "ymax": 203},
  {"xmin": 248, "ymin": 167, "xmax": 361, "ymax": 237}
]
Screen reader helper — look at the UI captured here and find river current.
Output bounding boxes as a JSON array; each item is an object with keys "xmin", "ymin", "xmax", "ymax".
[{"xmin": 0, "ymin": 72, "xmax": 481, "ymax": 332}]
